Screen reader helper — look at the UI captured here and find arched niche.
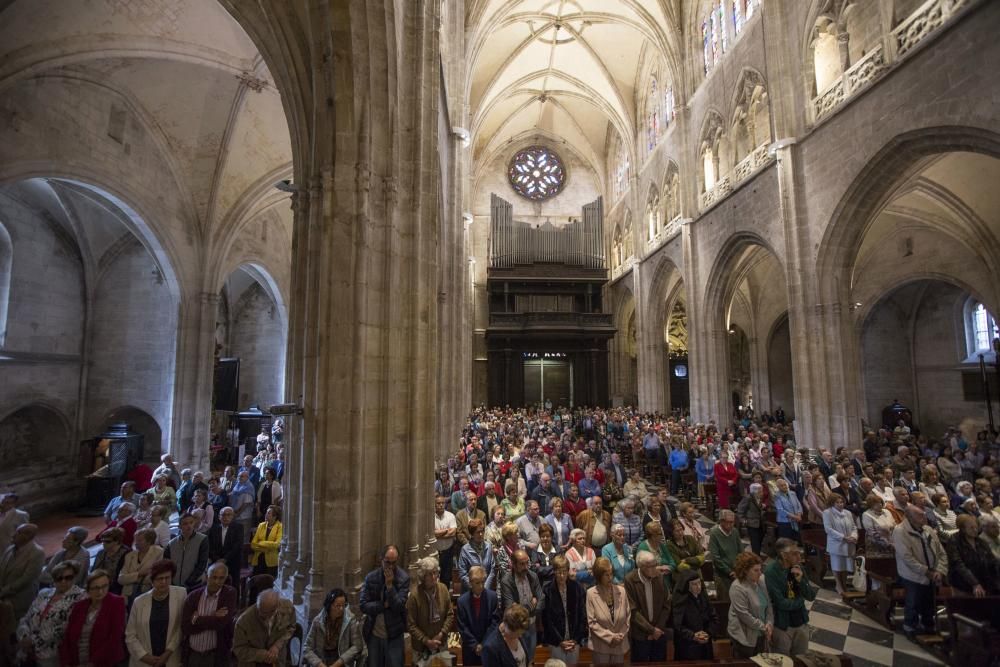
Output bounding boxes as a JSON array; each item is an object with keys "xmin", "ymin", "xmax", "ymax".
[
  {"xmin": 101, "ymin": 406, "xmax": 162, "ymax": 462},
  {"xmin": 767, "ymin": 315, "xmax": 795, "ymax": 420},
  {"xmin": 0, "ymin": 403, "xmax": 72, "ymax": 468}
]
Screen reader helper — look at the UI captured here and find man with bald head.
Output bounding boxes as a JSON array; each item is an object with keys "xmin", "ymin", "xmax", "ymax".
[
  {"xmin": 233, "ymin": 589, "xmax": 295, "ymax": 666},
  {"xmin": 0, "ymin": 522, "xmax": 45, "ymax": 657},
  {"xmin": 893, "ymin": 504, "xmax": 948, "ymax": 638},
  {"xmin": 182, "ymin": 561, "xmax": 238, "ymax": 666}
]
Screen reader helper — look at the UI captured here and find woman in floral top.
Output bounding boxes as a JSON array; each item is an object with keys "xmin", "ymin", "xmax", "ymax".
[{"xmin": 17, "ymin": 560, "xmax": 86, "ymax": 667}]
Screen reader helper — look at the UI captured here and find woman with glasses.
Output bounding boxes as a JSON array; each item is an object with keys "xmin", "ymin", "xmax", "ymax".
[
  {"xmin": 16, "ymin": 561, "xmax": 85, "ymax": 667},
  {"xmin": 92, "ymin": 527, "xmax": 130, "ymax": 595},
  {"xmin": 125, "ymin": 559, "xmax": 187, "ymax": 667},
  {"xmin": 59, "ymin": 569, "xmax": 127, "ymax": 667}
]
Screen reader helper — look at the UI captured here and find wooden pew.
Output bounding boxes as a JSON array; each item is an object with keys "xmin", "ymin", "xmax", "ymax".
[
  {"xmin": 800, "ymin": 527, "xmax": 829, "ymax": 586},
  {"xmin": 945, "ymin": 595, "xmax": 1000, "ymax": 666},
  {"xmin": 863, "ymin": 557, "xmax": 902, "ymax": 628}
]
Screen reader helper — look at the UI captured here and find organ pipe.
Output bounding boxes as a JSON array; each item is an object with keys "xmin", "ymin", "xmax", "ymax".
[{"xmin": 488, "ymin": 194, "xmax": 605, "ymax": 268}]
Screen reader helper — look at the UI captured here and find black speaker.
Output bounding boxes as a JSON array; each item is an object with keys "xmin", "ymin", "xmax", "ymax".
[{"xmin": 214, "ymin": 358, "xmax": 240, "ymax": 412}]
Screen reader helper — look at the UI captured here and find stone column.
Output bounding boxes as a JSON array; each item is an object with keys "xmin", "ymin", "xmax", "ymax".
[{"xmin": 169, "ymin": 290, "xmax": 219, "ymax": 472}]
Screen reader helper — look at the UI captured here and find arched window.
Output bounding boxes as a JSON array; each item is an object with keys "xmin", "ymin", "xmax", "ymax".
[
  {"xmin": 613, "ymin": 141, "xmax": 631, "ymax": 202},
  {"xmin": 612, "ymin": 225, "xmax": 623, "ymax": 269},
  {"xmin": 0, "ymin": 222, "xmax": 11, "ymax": 348},
  {"xmin": 733, "ymin": 0, "xmax": 757, "ymax": 37},
  {"xmin": 646, "ymin": 77, "xmax": 660, "ymax": 155},
  {"xmin": 662, "ymin": 166, "xmax": 680, "ymax": 222},
  {"xmin": 623, "ymin": 212, "xmax": 633, "ymax": 259},
  {"xmin": 646, "ymin": 190, "xmax": 660, "ymax": 242},
  {"xmin": 661, "ymin": 85, "xmax": 675, "ymax": 130},
  {"xmin": 703, "ymin": 2, "xmax": 728, "ymax": 74},
  {"xmin": 969, "ymin": 302, "xmax": 999, "ymax": 353}
]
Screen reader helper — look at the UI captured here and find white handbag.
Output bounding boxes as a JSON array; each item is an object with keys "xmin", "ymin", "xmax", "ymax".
[{"xmin": 851, "ymin": 555, "xmax": 867, "ymax": 591}]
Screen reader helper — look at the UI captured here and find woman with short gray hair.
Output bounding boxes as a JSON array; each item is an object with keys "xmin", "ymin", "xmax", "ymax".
[
  {"xmin": 17, "ymin": 560, "xmax": 86, "ymax": 667},
  {"xmin": 40, "ymin": 526, "xmax": 90, "ymax": 588}
]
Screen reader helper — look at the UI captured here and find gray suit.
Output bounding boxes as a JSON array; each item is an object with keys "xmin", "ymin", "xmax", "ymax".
[{"xmin": 0, "ymin": 541, "xmax": 45, "ymax": 620}]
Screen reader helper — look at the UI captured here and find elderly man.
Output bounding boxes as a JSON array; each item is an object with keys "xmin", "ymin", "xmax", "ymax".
[
  {"xmin": 230, "ymin": 470, "xmax": 257, "ymax": 543},
  {"xmin": 574, "ymin": 495, "xmax": 612, "ymax": 549},
  {"xmin": 708, "ymin": 510, "xmax": 742, "ymax": 602},
  {"xmin": 434, "ymin": 496, "xmax": 458, "ymax": 586},
  {"xmin": 476, "ymin": 482, "xmax": 501, "ymax": 517},
  {"xmin": 166, "ymin": 514, "xmax": 209, "ymax": 590},
  {"xmin": 981, "ymin": 515, "xmax": 1000, "ymax": 560},
  {"xmin": 208, "ymin": 507, "xmax": 244, "ymax": 586},
  {"xmin": 894, "ymin": 504, "xmax": 948, "ymax": 638},
  {"xmin": 406, "ymin": 557, "xmax": 455, "ymax": 660},
  {"xmin": 104, "ymin": 481, "xmax": 139, "ymax": 524},
  {"xmin": 451, "ymin": 477, "xmax": 471, "ymax": 514},
  {"xmin": 531, "ymin": 474, "xmax": 556, "ymax": 515},
  {"xmin": 516, "ymin": 500, "xmax": 543, "ymax": 551},
  {"xmin": 499, "ymin": 549, "xmax": 544, "ymax": 661},
  {"xmin": 239, "ymin": 454, "xmax": 261, "ymax": 491},
  {"xmin": 765, "ymin": 538, "xmax": 817, "ymax": 656},
  {"xmin": 233, "ymin": 589, "xmax": 295, "ymax": 666},
  {"xmin": 887, "ymin": 487, "xmax": 910, "ymax": 524},
  {"xmin": 0, "ymin": 494, "xmax": 29, "ymax": 549},
  {"xmin": 182, "ymin": 562, "xmax": 238, "ymax": 666},
  {"xmin": 457, "ymin": 491, "xmax": 486, "ymax": 547},
  {"xmin": 456, "ymin": 565, "xmax": 499, "ymax": 666},
  {"xmin": 0, "ymin": 524, "xmax": 44, "ymax": 621},
  {"xmin": 625, "ymin": 550, "xmax": 672, "ymax": 662},
  {"xmin": 360, "ymin": 544, "xmax": 410, "ymax": 667},
  {"xmin": 152, "ymin": 453, "xmax": 182, "ymax": 489},
  {"xmin": 98, "ymin": 501, "xmax": 138, "ymax": 547}
]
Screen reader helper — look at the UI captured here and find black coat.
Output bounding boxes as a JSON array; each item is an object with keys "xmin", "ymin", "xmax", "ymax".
[
  {"xmin": 540, "ymin": 579, "xmax": 587, "ymax": 646},
  {"xmin": 359, "ymin": 566, "xmax": 410, "ymax": 640},
  {"xmin": 207, "ymin": 521, "xmax": 245, "ymax": 583},
  {"xmin": 456, "ymin": 589, "xmax": 500, "ymax": 666},
  {"xmin": 481, "ymin": 627, "xmax": 528, "ymax": 667},
  {"xmin": 672, "ymin": 572, "xmax": 716, "ymax": 660}
]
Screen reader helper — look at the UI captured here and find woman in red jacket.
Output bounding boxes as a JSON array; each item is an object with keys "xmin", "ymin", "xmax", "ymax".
[
  {"xmin": 714, "ymin": 452, "xmax": 740, "ymax": 511},
  {"xmin": 60, "ymin": 569, "xmax": 126, "ymax": 667}
]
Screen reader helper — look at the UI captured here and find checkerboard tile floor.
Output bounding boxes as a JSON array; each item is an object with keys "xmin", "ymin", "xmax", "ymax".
[{"xmin": 805, "ymin": 588, "xmax": 944, "ymax": 667}]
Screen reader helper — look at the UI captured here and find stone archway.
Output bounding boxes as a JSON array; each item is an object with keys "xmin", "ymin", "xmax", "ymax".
[{"xmin": 101, "ymin": 406, "xmax": 162, "ymax": 463}]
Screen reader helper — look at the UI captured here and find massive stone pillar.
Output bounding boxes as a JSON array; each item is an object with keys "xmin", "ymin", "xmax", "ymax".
[{"xmin": 169, "ymin": 291, "xmax": 218, "ymax": 471}]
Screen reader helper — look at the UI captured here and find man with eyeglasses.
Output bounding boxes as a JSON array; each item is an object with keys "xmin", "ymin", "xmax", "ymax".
[{"xmin": 360, "ymin": 544, "xmax": 410, "ymax": 667}]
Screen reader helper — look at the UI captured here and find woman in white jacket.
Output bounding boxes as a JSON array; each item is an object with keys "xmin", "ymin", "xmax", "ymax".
[
  {"xmin": 125, "ymin": 559, "xmax": 187, "ymax": 667},
  {"xmin": 823, "ymin": 494, "xmax": 859, "ymax": 594}
]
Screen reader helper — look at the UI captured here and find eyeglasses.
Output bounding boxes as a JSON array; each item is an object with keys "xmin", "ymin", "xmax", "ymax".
[{"xmin": 55, "ymin": 575, "xmax": 76, "ymax": 582}]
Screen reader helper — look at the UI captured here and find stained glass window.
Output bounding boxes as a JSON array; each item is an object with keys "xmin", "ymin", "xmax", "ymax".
[
  {"xmin": 973, "ymin": 303, "xmax": 999, "ymax": 351},
  {"xmin": 647, "ymin": 77, "xmax": 660, "ymax": 154},
  {"xmin": 508, "ymin": 146, "xmax": 566, "ymax": 201},
  {"xmin": 704, "ymin": 2, "xmax": 727, "ymax": 74},
  {"xmin": 703, "ymin": 19, "xmax": 711, "ymax": 74},
  {"xmin": 613, "ymin": 144, "xmax": 630, "ymax": 201},
  {"xmin": 662, "ymin": 85, "xmax": 675, "ymax": 128},
  {"xmin": 719, "ymin": 3, "xmax": 728, "ymax": 53},
  {"xmin": 734, "ymin": 0, "xmax": 757, "ymax": 36}
]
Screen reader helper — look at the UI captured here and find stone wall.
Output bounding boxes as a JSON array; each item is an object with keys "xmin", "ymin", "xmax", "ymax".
[{"xmin": 229, "ymin": 282, "xmax": 285, "ymax": 411}]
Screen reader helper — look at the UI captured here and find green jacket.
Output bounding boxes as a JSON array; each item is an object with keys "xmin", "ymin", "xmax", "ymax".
[
  {"xmin": 763, "ymin": 559, "xmax": 816, "ymax": 630},
  {"xmin": 707, "ymin": 525, "xmax": 742, "ymax": 578}
]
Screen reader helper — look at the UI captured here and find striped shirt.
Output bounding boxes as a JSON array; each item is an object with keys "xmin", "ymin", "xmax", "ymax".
[{"xmin": 189, "ymin": 588, "xmax": 221, "ymax": 652}]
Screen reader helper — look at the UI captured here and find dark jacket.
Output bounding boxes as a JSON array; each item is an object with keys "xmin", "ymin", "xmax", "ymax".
[
  {"xmin": 480, "ymin": 626, "xmax": 528, "ymax": 667},
  {"xmin": 59, "ymin": 593, "xmax": 127, "ymax": 667},
  {"xmin": 456, "ymin": 589, "xmax": 500, "ymax": 664},
  {"xmin": 623, "ymin": 569, "xmax": 671, "ymax": 639},
  {"xmin": 946, "ymin": 534, "xmax": 1000, "ymax": 595},
  {"xmin": 540, "ymin": 578, "xmax": 587, "ymax": 646},
  {"xmin": 181, "ymin": 584, "xmax": 238, "ymax": 666},
  {"xmin": 207, "ymin": 521, "xmax": 245, "ymax": 583},
  {"xmin": 671, "ymin": 570, "xmax": 716, "ymax": 660},
  {"xmin": 499, "ymin": 569, "xmax": 544, "ymax": 618},
  {"xmin": 358, "ymin": 565, "xmax": 410, "ymax": 640},
  {"xmin": 737, "ymin": 494, "xmax": 764, "ymax": 529}
]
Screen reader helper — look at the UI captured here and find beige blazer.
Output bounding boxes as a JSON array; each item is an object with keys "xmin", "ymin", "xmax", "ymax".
[
  {"xmin": 125, "ymin": 586, "xmax": 187, "ymax": 667},
  {"xmin": 585, "ymin": 584, "xmax": 630, "ymax": 657},
  {"xmin": 118, "ymin": 546, "xmax": 165, "ymax": 598}
]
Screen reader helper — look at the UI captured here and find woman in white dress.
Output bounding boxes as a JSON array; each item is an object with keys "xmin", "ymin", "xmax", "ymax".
[{"xmin": 823, "ymin": 494, "xmax": 858, "ymax": 594}]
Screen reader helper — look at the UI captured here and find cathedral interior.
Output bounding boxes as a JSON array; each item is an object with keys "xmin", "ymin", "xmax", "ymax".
[{"xmin": 1, "ymin": 0, "xmax": 999, "ymax": 663}]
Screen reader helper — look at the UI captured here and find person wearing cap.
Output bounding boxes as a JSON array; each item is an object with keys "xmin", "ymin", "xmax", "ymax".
[{"xmin": 764, "ymin": 538, "xmax": 816, "ymax": 656}]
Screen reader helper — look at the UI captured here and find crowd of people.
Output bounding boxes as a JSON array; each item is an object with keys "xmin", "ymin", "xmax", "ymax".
[{"xmin": 1, "ymin": 405, "xmax": 999, "ymax": 665}]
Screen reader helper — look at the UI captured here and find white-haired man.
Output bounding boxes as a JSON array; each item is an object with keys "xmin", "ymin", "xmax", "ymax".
[{"xmin": 232, "ymin": 589, "xmax": 295, "ymax": 666}]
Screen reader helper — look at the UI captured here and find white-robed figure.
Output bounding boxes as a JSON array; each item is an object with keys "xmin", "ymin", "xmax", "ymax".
[
  {"xmin": 125, "ymin": 560, "xmax": 187, "ymax": 667},
  {"xmin": 822, "ymin": 494, "xmax": 859, "ymax": 595}
]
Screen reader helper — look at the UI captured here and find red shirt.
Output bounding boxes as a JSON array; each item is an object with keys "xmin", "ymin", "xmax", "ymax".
[{"xmin": 562, "ymin": 497, "xmax": 587, "ymax": 520}]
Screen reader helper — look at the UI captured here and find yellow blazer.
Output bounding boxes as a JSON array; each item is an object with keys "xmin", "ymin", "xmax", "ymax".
[{"xmin": 250, "ymin": 520, "xmax": 282, "ymax": 567}]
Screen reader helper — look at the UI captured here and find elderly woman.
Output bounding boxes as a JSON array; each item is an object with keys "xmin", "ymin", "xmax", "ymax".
[
  {"xmin": 458, "ymin": 519, "xmax": 496, "ymax": 591},
  {"xmin": 665, "ymin": 519, "xmax": 706, "ymax": 572},
  {"xmin": 125, "ymin": 559, "xmax": 187, "ymax": 667},
  {"xmin": 823, "ymin": 493, "xmax": 858, "ymax": 594},
  {"xmin": 947, "ymin": 514, "xmax": 1000, "ymax": 597},
  {"xmin": 17, "ymin": 561, "xmax": 86, "ymax": 667},
  {"xmin": 714, "ymin": 451, "xmax": 739, "ymax": 510},
  {"xmin": 861, "ymin": 494, "xmax": 896, "ymax": 557},
  {"xmin": 406, "ymin": 556, "xmax": 455, "ymax": 660},
  {"xmin": 600, "ymin": 524, "xmax": 635, "ymax": 584},
  {"xmin": 541, "ymin": 555, "xmax": 587, "ymax": 666},
  {"xmin": 148, "ymin": 475, "xmax": 177, "ymax": 513},
  {"xmin": 919, "ymin": 466, "xmax": 947, "ymax": 500},
  {"xmin": 501, "ymin": 481, "xmax": 526, "ymax": 523},
  {"xmin": 585, "ymin": 557, "xmax": 630, "ymax": 666},
  {"xmin": 636, "ymin": 521, "xmax": 677, "ymax": 589},
  {"xmin": 304, "ymin": 588, "xmax": 365, "ymax": 667},
  {"xmin": 737, "ymin": 483, "xmax": 766, "ymax": 556},
  {"xmin": 484, "ymin": 505, "xmax": 508, "ymax": 546},
  {"xmin": 60, "ymin": 569, "xmax": 127, "ymax": 667},
  {"xmin": 678, "ymin": 502, "xmax": 708, "ymax": 550},
  {"xmin": 481, "ymin": 603, "xmax": 531, "ymax": 667},
  {"xmin": 184, "ymin": 489, "xmax": 214, "ymax": 533},
  {"xmin": 494, "ymin": 522, "xmax": 521, "ymax": 580},
  {"xmin": 565, "ymin": 528, "xmax": 596, "ymax": 587},
  {"xmin": 804, "ymin": 472, "xmax": 831, "ymax": 525},
  {"xmin": 93, "ymin": 527, "xmax": 130, "ymax": 595},
  {"xmin": 612, "ymin": 498, "xmax": 643, "ymax": 547},
  {"xmin": 250, "ymin": 505, "xmax": 283, "ymax": 577},
  {"xmin": 146, "ymin": 505, "xmax": 171, "ymax": 548},
  {"xmin": 40, "ymin": 526, "xmax": 90, "ymax": 588},
  {"xmin": 544, "ymin": 497, "xmax": 574, "ymax": 551},
  {"xmin": 118, "ymin": 528, "xmax": 164, "ymax": 603},
  {"xmin": 931, "ymin": 492, "xmax": 959, "ymax": 536},
  {"xmin": 256, "ymin": 467, "xmax": 283, "ymax": 518},
  {"xmin": 672, "ymin": 570, "xmax": 717, "ymax": 660},
  {"xmin": 134, "ymin": 493, "xmax": 154, "ymax": 527},
  {"xmin": 726, "ymin": 552, "xmax": 773, "ymax": 659},
  {"xmin": 641, "ymin": 498, "xmax": 664, "ymax": 537}
]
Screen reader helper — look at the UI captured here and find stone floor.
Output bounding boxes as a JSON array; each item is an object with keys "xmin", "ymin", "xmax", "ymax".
[{"xmin": 34, "ymin": 511, "xmax": 107, "ymax": 557}]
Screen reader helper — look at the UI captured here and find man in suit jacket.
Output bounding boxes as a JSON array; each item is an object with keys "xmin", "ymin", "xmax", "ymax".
[
  {"xmin": 476, "ymin": 482, "xmax": 501, "ymax": 518},
  {"xmin": 181, "ymin": 562, "xmax": 239, "ymax": 667},
  {"xmin": 624, "ymin": 550, "xmax": 672, "ymax": 662},
  {"xmin": 232, "ymin": 590, "xmax": 296, "ymax": 667},
  {"xmin": 457, "ymin": 492, "xmax": 487, "ymax": 547},
  {"xmin": 208, "ymin": 507, "xmax": 245, "ymax": 585},
  {"xmin": 456, "ymin": 565, "xmax": 499, "ymax": 666},
  {"xmin": 0, "ymin": 523, "xmax": 44, "ymax": 621},
  {"xmin": 0, "ymin": 494, "xmax": 29, "ymax": 550},
  {"xmin": 499, "ymin": 549, "xmax": 544, "ymax": 661}
]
